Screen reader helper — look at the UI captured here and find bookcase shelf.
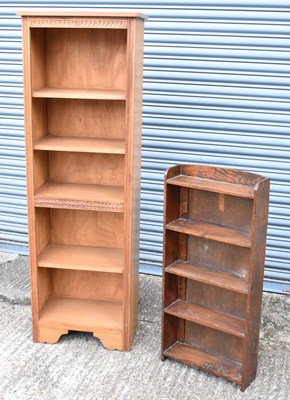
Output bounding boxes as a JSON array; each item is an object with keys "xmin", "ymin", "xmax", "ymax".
[
  {"xmin": 38, "ymin": 244, "xmax": 124, "ymax": 273},
  {"xmin": 165, "ymin": 300, "xmax": 245, "ymax": 338},
  {"xmin": 19, "ymin": 10, "xmax": 146, "ymax": 351},
  {"xmin": 34, "ymin": 136, "xmax": 126, "ymax": 154},
  {"xmin": 32, "ymin": 87, "xmax": 126, "ymax": 100},
  {"xmin": 166, "ymin": 218, "xmax": 251, "ymax": 248},
  {"xmin": 163, "ymin": 343, "xmax": 242, "ymax": 385},
  {"xmin": 34, "ymin": 182, "xmax": 124, "ymax": 212},
  {"xmin": 165, "ymin": 261, "xmax": 248, "ymax": 294},
  {"xmin": 161, "ymin": 164, "xmax": 269, "ymax": 391}
]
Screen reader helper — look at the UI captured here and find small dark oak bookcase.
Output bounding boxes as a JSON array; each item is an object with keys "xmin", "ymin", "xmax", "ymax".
[{"xmin": 161, "ymin": 164, "xmax": 270, "ymax": 391}]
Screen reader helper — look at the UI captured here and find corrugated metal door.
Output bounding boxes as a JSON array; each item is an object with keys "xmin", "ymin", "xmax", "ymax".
[{"xmin": 0, "ymin": 1, "xmax": 289, "ymax": 293}]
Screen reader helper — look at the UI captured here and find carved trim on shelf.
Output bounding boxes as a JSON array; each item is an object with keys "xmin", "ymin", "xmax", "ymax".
[
  {"xmin": 34, "ymin": 198, "xmax": 124, "ymax": 212},
  {"xmin": 29, "ymin": 17, "xmax": 128, "ymax": 29}
]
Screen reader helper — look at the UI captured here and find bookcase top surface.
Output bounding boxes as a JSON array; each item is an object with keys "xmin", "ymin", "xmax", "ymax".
[
  {"xmin": 166, "ymin": 164, "xmax": 268, "ymax": 189},
  {"xmin": 16, "ymin": 10, "xmax": 147, "ymax": 19}
]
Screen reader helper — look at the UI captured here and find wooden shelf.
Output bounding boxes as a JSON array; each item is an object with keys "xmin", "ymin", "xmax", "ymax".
[
  {"xmin": 39, "ymin": 296, "xmax": 123, "ymax": 333},
  {"xmin": 38, "ymin": 244, "xmax": 124, "ymax": 273},
  {"xmin": 165, "ymin": 300, "xmax": 245, "ymax": 338},
  {"xmin": 166, "ymin": 218, "xmax": 251, "ymax": 248},
  {"xmin": 164, "ymin": 342, "xmax": 242, "ymax": 384},
  {"xmin": 34, "ymin": 182, "xmax": 124, "ymax": 212},
  {"xmin": 165, "ymin": 261, "xmax": 248, "ymax": 294},
  {"xmin": 32, "ymin": 87, "xmax": 126, "ymax": 100},
  {"xmin": 167, "ymin": 174, "xmax": 255, "ymax": 199},
  {"xmin": 34, "ymin": 136, "xmax": 126, "ymax": 154}
]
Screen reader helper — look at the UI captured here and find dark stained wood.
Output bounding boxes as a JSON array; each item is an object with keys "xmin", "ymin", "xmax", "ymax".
[
  {"xmin": 186, "ymin": 280, "xmax": 247, "ymax": 320},
  {"xmin": 166, "ymin": 260, "xmax": 248, "ymax": 294},
  {"xmin": 241, "ymin": 178, "xmax": 270, "ymax": 391},
  {"xmin": 161, "ymin": 164, "xmax": 270, "ymax": 391},
  {"xmin": 165, "ymin": 300, "xmax": 245, "ymax": 338},
  {"xmin": 166, "ymin": 218, "xmax": 251, "ymax": 248},
  {"xmin": 187, "ymin": 237, "xmax": 250, "ymax": 279},
  {"xmin": 164, "ymin": 342, "xmax": 242, "ymax": 384},
  {"xmin": 188, "ymin": 189, "xmax": 253, "ymax": 233},
  {"xmin": 185, "ymin": 322, "xmax": 243, "ymax": 363},
  {"xmin": 167, "ymin": 174, "xmax": 255, "ymax": 198}
]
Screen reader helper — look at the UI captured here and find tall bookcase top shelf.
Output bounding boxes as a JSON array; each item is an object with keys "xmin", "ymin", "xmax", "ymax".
[
  {"xmin": 35, "ymin": 182, "xmax": 124, "ymax": 212},
  {"xmin": 34, "ymin": 136, "xmax": 126, "ymax": 154},
  {"xmin": 17, "ymin": 10, "xmax": 147, "ymax": 18},
  {"xmin": 32, "ymin": 88, "xmax": 126, "ymax": 100}
]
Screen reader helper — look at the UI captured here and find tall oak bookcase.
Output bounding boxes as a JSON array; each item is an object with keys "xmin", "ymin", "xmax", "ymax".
[
  {"xmin": 18, "ymin": 10, "xmax": 146, "ymax": 351},
  {"xmin": 161, "ymin": 165, "xmax": 269, "ymax": 390}
]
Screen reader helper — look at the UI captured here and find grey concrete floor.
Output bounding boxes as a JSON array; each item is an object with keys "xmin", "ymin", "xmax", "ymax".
[{"xmin": 0, "ymin": 253, "xmax": 289, "ymax": 400}]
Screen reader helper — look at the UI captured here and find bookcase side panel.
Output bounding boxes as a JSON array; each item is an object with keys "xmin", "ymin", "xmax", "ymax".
[
  {"xmin": 122, "ymin": 18, "xmax": 144, "ymax": 350},
  {"xmin": 242, "ymin": 179, "xmax": 270, "ymax": 390},
  {"xmin": 22, "ymin": 18, "xmax": 42, "ymax": 341}
]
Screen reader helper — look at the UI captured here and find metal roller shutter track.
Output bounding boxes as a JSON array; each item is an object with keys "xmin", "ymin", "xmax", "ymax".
[{"xmin": 0, "ymin": 1, "xmax": 289, "ymax": 293}]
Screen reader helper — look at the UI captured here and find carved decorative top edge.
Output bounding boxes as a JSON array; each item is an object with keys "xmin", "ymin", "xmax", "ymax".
[
  {"xmin": 34, "ymin": 198, "xmax": 124, "ymax": 212},
  {"xmin": 29, "ymin": 17, "xmax": 128, "ymax": 29}
]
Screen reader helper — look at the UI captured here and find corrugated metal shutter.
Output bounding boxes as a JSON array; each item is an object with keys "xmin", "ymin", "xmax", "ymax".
[{"xmin": 0, "ymin": 1, "xmax": 289, "ymax": 293}]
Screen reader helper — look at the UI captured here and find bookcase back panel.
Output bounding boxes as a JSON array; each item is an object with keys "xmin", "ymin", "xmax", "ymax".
[
  {"xmin": 187, "ymin": 236, "xmax": 250, "ymax": 278},
  {"xmin": 32, "ymin": 99, "xmax": 46, "ymax": 141},
  {"xmin": 34, "ymin": 151, "xmax": 49, "ymax": 191},
  {"xmin": 30, "ymin": 28, "xmax": 46, "ymax": 90},
  {"xmin": 188, "ymin": 189, "xmax": 253, "ymax": 232},
  {"xmin": 43, "ymin": 28, "xmax": 127, "ymax": 89},
  {"xmin": 186, "ymin": 280, "xmax": 246, "ymax": 319},
  {"xmin": 50, "ymin": 209, "xmax": 124, "ymax": 248},
  {"xmin": 51, "ymin": 269, "xmax": 123, "ymax": 301},
  {"xmin": 46, "ymin": 99, "xmax": 126, "ymax": 138},
  {"xmin": 38, "ymin": 267, "xmax": 52, "ymax": 311},
  {"xmin": 164, "ymin": 230, "xmax": 183, "ymax": 266},
  {"xmin": 35, "ymin": 208, "xmax": 50, "ymax": 255},
  {"xmin": 48, "ymin": 152, "xmax": 125, "ymax": 186},
  {"xmin": 184, "ymin": 322, "xmax": 243, "ymax": 362}
]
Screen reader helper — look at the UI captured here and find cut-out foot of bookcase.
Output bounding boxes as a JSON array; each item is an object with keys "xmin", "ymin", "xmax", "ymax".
[{"xmin": 37, "ymin": 296, "xmax": 124, "ymax": 350}]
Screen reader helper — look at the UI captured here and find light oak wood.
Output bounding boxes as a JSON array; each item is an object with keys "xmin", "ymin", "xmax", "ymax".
[
  {"xmin": 38, "ymin": 244, "xmax": 124, "ymax": 273},
  {"xmin": 50, "ymin": 209, "xmax": 124, "ymax": 248},
  {"xmin": 35, "ymin": 182, "xmax": 124, "ymax": 212},
  {"xmin": 34, "ymin": 136, "xmax": 125, "ymax": 154},
  {"xmin": 51, "ymin": 269, "xmax": 123, "ymax": 302},
  {"xmin": 45, "ymin": 99, "xmax": 126, "ymax": 139},
  {"xmin": 17, "ymin": 10, "xmax": 147, "ymax": 18},
  {"xmin": 162, "ymin": 164, "xmax": 270, "ymax": 391},
  {"xmin": 20, "ymin": 12, "xmax": 145, "ymax": 350},
  {"xmin": 39, "ymin": 296, "xmax": 123, "ymax": 349},
  {"xmin": 32, "ymin": 88, "xmax": 126, "ymax": 100}
]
